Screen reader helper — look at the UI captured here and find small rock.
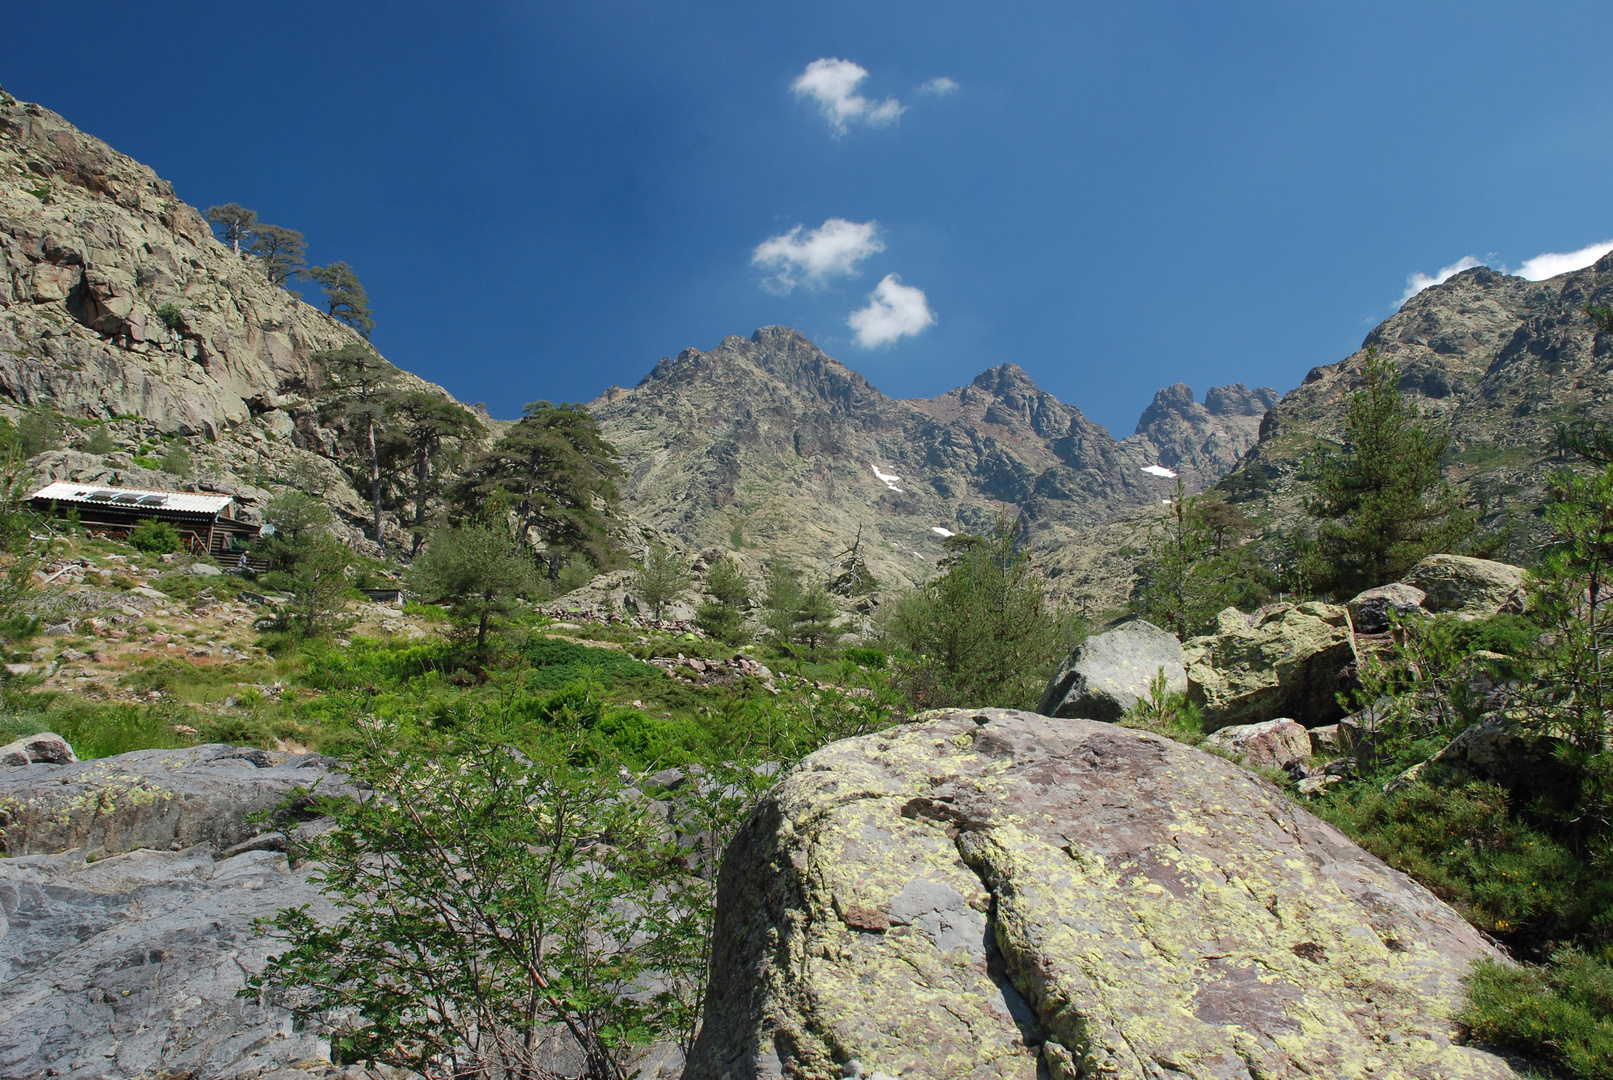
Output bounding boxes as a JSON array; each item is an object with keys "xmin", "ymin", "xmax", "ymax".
[
  {"xmin": 1308, "ymin": 725, "xmax": 1342, "ymax": 755},
  {"xmin": 647, "ymin": 767, "xmax": 687, "ymax": 791},
  {"xmin": 1298, "ymin": 774, "xmax": 1343, "ymax": 796},
  {"xmin": 119, "ymin": 605, "xmax": 141, "ymax": 617},
  {"xmin": 131, "ymin": 586, "xmax": 168, "ymax": 600},
  {"xmin": 44, "ymin": 621, "xmax": 72, "ymax": 636},
  {"xmin": 150, "ymin": 633, "xmax": 170, "ymax": 646},
  {"xmin": 187, "ymin": 562, "xmax": 223, "ymax": 576},
  {"xmin": 0, "ymin": 731, "xmax": 77, "ymax": 767},
  {"xmin": 91, "ymin": 652, "xmax": 112, "ymax": 664},
  {"xmin": 59, "ymin": 648, "xmax": 88, "ymax": 662},
  {"xmin": 1202, "ymin": 718, "xmax": 1312, "ymax": 770},
  {"xmin": 1347, "ymin": 582, "xmax": 1428, "ymax": 634},
  {"xmin": 5, "ymin": 663, "xmax": 32, "ymax": 676}
]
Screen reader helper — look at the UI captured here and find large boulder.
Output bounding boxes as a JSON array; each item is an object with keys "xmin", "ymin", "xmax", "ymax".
[
  {"xmin": 1182, "ymin": 602, "xmax": 1357, "ymax": 729},
  {"xmin": 688, "ymin": 709, "xmax": 1516, "ymax": 1080},
  {"xmin": 0, "ymin": 744, "xmax": 348, "ymax": 857},
  {"xmin": 1038, "ymin": 618, "xmax": 1185, "ymax": 721},
  {"xmin": 1402, "ymin": 555, "xmax": 1529, "ymax": 618},
  {"xmin": 0, "ymin": 731, "xmax": 76, "ymax": 767}
]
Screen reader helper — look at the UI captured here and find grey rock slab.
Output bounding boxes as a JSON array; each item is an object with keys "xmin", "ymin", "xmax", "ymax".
[
  {"xmin": 0, "ymin": 744, "xmax": 351, "ymax": 857},
  {"xmin": 1039, "ymin": 618, "xmax": 1185, "ymax": 721},
  {"xmin": 0, "ymin": 844, "xmax": 335, "ymax": 1080},
  {"xmin": 688, "ymin": 708, "xmax": 1517, "ymax": 1080}
]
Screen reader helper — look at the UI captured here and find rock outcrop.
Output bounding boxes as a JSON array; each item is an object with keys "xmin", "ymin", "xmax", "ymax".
[
  {"xmin": 1202, "ymin": 717, "xmax": 1312, "ymax": 770},
  {"xmin": 0, "ymin": 845, "xmax": 335, "ymax": 1080},
  {"xmin": 0, "ymin": 744, "xmax": 347, "ymax": 858},
  {"xmin": 1039, "ymin": 618, "xmax": 1185, "ymax": 721},
  {"xmin": 689, "ymin": 708, "xmax": 1516, "ymax": 1080},
  {"xmin": 0, "ymin": 93, "xmax": 476, "ymax": 550},
  {"xmin": 1183, "ymin": 602, "xmax": 1357, "ymax": 729}
]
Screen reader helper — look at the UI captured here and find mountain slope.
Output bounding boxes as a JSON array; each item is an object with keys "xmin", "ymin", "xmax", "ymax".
[
  {"xmin": 1217, "ymin": 257, "xmax": 1613, "ymax": 559},
  {"xmin": 0, "ymin": 92, "xmax": 468, "ymax": 544},
  {"xmin": 592, "ymin": 327, "xmax": 1275, "ymax": 592}
]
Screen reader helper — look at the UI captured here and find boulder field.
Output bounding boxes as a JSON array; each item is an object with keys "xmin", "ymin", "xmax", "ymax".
[{"xmin": 689, "ymin": 709, "xmax": 1516, "ymax": 1080}]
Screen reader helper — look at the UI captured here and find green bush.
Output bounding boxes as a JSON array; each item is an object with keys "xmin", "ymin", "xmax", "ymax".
[
  {"xmin": 155, "ymin": 303, "xmax": 184, "ymax": 331},
  {"xmin": 128, "ymin": 519, "xmax": 182, "ymax": 554},
  {"xmin": 843, "ymin": 646, "xmax": 887, "ymax": 669},
  {"xmin": 1466, "ymin": 950, "xmax": 1613, "ymax": 1079}
]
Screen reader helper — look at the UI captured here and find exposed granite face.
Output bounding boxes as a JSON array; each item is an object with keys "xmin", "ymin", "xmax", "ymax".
[
  {"xmin": 592, "ymin": 331, "xmax": 1273, "ymax": 594},
  {"xmin": 0, "ymin": 94, "xmax": 473, "ymax": 548},
  {"xmin": 689, "ymin": 709, "xmax": 1517, "ymax": 1080},
  {"xmin": 1122, "ymin": 380, "xmax": 1280, "ymax": 492}
]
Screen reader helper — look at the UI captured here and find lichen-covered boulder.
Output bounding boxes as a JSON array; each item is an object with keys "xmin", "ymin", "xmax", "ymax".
[
  {"xmin": 1347, "ymin": 581, "xmax": 1428, "ymax": 633},
  {"xmin": 1183, "ymin": 602, "xmax": 1357, "ymax": 730},
  {"xmin": 1038, "ymin": 618, "xmax": 1185, "ymax": 721},
  {"xmin": 1202, "ymin": 717, "xmax": 1311, "ymax": 769},
  {"xmin": 1402, "ymin": 555, "xmax": 1529, "ymax": 618},
  {"xmin": 0, "ymin": 744, "xmax": 348, "ymax": 857},
  {"xmin": 688, "ymin": 709, "xmax": 1516, "ymax": 1080}
]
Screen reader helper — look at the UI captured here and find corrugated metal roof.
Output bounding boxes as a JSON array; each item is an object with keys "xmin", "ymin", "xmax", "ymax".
[{"xmin": 29, "ymin": 481, "xmax": 235, "ymax": 515}]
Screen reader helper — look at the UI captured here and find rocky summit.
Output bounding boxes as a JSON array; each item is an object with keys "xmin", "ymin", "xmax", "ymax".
[
  {"xmin": 592, "ymin": 328, "xmax": 1275, "ymax": 592},
  {"xmin": 1220, "ymin": 259, "xmax": 1613, "ymax": 555},
  {"xmin": 690, "ymin": 708, "xmax": 1517, "ymax": 1080}
]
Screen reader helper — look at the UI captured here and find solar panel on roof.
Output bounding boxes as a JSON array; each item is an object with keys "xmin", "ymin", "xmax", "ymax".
[
  {"xmin": 137, "ymin": 495, "xmax": 167, "ymax": 505},
  {"xmin": 87, "ymin": 492, "xmax": 113, "ymax": 501},
  {"xmin": 113, "ymin": 494, "xmax": 140, "ymax": 504}
]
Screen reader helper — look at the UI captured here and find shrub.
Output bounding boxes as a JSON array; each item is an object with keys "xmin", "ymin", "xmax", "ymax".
[
  {"xmin": 155, "ymin": 303, "xmax": 184, "ymax": 332},
  {"xmin": 1466, "ymin": 950, "xmax": 1613, "ymax": 1080},
  {"xmin": 128, "ymin": 519, "xmax": 182, "ymax": 554}
]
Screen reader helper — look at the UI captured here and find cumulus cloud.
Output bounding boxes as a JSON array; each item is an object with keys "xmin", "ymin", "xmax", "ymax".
[
  {"xmin": 752, "ymin": 218, "xmax": 883, "ymax": 293},
  {"xmin": 1516, "ymin": 240, "xmax": 1613, "ymax": 281},
  {"xmin": 793, "ymin": 58, "xmax": 906, "ymax": 134},
  {"xmin": 917, "ymin": 76, "xmax": 959, "ymax": 95},
  {"xmin": 1398, "ymin": 255, "xmax": 1484, "ymax": 307},
  {"xmin": 848, "ymin": 274, "xmax": 936, "ymax": 348}
]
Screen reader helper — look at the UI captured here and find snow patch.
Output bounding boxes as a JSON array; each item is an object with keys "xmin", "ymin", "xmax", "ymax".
[
  {"xmin": 931, "ymin": 526, "xmax": 956, "ymax": 538},
  {"xmin": 871, "ymin": 464, "xmax": 904, "ymax": 492},
  {"xmin": 1141, "ymin": 464, "xmax": 1178, "ymax": 479}
]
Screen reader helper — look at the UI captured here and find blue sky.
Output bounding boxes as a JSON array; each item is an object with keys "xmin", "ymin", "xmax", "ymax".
[{"xmin": 5, "ymin": 3, "xmax": 1612, "ymax": 434}]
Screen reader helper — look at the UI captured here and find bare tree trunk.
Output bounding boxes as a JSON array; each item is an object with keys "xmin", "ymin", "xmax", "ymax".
[{"xmin": 368, "ymin": 418, "xmax": 384, "ymax": 558}]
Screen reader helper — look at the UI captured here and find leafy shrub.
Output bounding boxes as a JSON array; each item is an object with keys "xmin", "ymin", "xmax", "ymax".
[
  {"xmin": 129, "ymin": 519, "xmax": 182, "ymax": 554},
  {"xmin": 522, "ymin": 636, "xmax": 659, "ymax": 691},
  {"xmin": 843, "ymin": 646, "xmax": 886, "ymax": 669}
]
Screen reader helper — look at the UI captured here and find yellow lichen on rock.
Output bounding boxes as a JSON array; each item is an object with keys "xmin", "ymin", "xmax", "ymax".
[{"xmin": 688, "ymin": 708, "xmax": 1517, "ymax": 1080}]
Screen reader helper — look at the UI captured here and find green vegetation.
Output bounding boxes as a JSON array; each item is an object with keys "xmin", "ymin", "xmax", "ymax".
[
  {"xmin": 634, "ymin": 545, "xmax": 690, "ymax": 619},
  {"xmin": 204, "ymin": 203, "xmax": 257, "ymax": 255},
  {"xmin": 409, "ymin": 522, "xmax": 540, "ymax": 656},
  {"xmin": 1303, "ymin": 348, "xmax": 1475, "ymax": 597},
  {"xmin": 1133, "ymin": 481, "xmax": 1271, "ymax": 636},
  {"xmin": 154, "ymin": 303, "xmax": 184, "ymax": 332},
  {"xmin": 128, "ymin": 519, "xmax": 181, "ymax": 554},
  {"xmin": 696, "ymin": 555, "xmax": 751, "ymax": 643},
  {"xmin": 455, "ymin": 401, "xmax": 623, "ymax": 573},
  {"xmin": 305, "ymin": 261, "xmax": 375, "ymax": 335},
  {"xmin": 159, "ymin": 441, "xmax": 192, "ymax": 476},
  {"xmin": 315, "ymin": 343, "xmax": 398, "ymax": 555},
  {"xmin": 761, "ymin": 564, "xmax": 840, "ymax": 655},
  {"xmin": 243, "ymin": 224, "xmax": 307, "ymax": 285},
  {"xmin": 884, "ymin": 517, "xmax": 1082, "ymax": 710}
]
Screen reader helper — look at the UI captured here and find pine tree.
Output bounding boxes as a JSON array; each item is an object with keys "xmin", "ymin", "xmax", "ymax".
[
  {"xmin": 315, "ymin": 344, "xmax": 398, "ymax": 556},
  {"xmin": 409, "ymin": 523, "xmax": 539, "ymax": 655},
  {"xmin": 696, "ymin": 556, "xmax": 751, "ymax": 642},
  {"xmin": 1304, "ymin": 348, "xmax": 1475, "ymax": 596},
  {"xmin": 305, "ymin": 262, "xmax": 375, "ymax": 336},
  {"xmin": 385, "ymin": 391, "xmax": 484, "ymax": 555},
  {"xmin": 456, "ymin": 402, "xmax": 622, "ymax": 572},
  {"xmin": 205, "ymin": 203, "xmax": 256, "ymax": 255},
  {"xmin": 634, "ymin": 546, "xmax": 690, "ymax": 620},
  {"xmin": 245, "ymin": 224, "xmax": 307, "ymax": 285}
]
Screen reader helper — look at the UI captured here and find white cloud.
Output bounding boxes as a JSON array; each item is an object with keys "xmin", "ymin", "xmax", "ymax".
[
  {"xmin": 752, "ymin": 218, "xmax": 883, "ymax": 294},
  {"xmin": 1516, "ymin": 240, "xmax": 1613, "ymax": 281},
  {"xmin": 849, "ymin": 274, "xmax": 936, "ymax": 348},
  {"xmin": 793, "ymin": 58, "xmax": 906, "ymax": 134},
  {"xmin": 1398, "ymin": 255, "xmax": 1484, "ymax": 307},
  {"xmin": 871, "ymin": 464, "xmax": 904, "ymax": 492},
  {"xmin": 917, "ymin": 76, "xmax": 959, "ymax": 95},
  {"xmin": 1140, "ymin": 464, "xmax": 1177, "ymax": 479}
]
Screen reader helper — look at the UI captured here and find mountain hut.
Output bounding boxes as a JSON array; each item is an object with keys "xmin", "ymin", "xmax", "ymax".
[{"xmin": 28, "ymin": 482, "xmax": 261, "ymax": 558}]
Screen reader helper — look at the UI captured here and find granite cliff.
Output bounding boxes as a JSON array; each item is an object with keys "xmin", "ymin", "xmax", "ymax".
[{"xmin": 0, "ymin": 91, "xmax": 470, "ymax": 546}]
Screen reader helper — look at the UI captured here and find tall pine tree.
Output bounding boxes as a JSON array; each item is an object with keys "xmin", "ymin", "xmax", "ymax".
[{"xmin": 1304, "ymin": 348, "xmax": 1474, "ymax": 596}]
